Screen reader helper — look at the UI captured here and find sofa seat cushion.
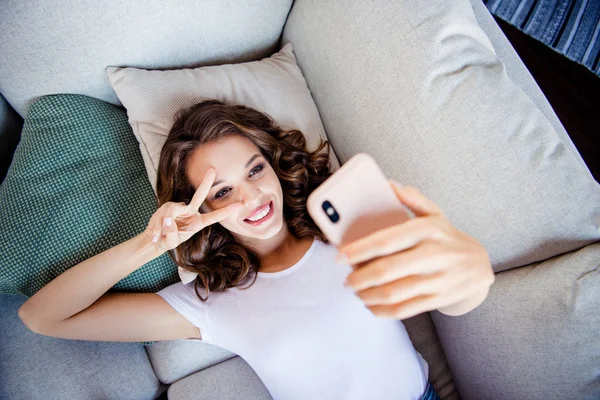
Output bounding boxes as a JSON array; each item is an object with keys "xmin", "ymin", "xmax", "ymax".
[
  {"xmin": 0, "ymin": 294, "xmax": 165, "ymax": 400},
  {"xmin": 146, "ymin": 339, "xmax": 237, "ymax": 385},
  {"xmin": 402, "ymin": 312, "xmax": 459, "ymax": 400},
  {"xmin": 167, "ymin": 356, "xmax": 272, "ymax": 400},
  {"xmin": 431, "ymin": 241, "xmax": 600, "ymax": 399}
]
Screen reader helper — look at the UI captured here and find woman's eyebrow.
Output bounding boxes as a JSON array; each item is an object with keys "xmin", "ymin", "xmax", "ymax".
[{"xmin": 210, "ymin": 153, "xmax": 262, "ymax": 188}]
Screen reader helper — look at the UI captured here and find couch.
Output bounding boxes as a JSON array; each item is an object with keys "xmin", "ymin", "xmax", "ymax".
[{"xmin": 1, "ymin": 0, "xmax": 599, "ymax": 399}]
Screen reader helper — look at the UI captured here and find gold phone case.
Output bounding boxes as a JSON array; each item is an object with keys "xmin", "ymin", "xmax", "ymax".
[{"xmin": 307, "ymin": 153, "xmax": 412, "ymax": 247}]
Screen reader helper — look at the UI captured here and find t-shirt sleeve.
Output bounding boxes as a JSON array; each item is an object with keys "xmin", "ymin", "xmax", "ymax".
[{"xmin": 155, "ymin": 281, "xmax": 211, "ymax": 342}]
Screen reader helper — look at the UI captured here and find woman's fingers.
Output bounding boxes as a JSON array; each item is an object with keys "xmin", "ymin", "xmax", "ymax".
[
  {"xmin": 187, "ymin": 168, "xmax": 216, "ymax": 213},
  {"xmin": 344, "ymin": 240, "xmax": 447, "ymax": 291},
  {"xmin": 365, "ymin": 277, "xmax": 487, "ymax": 320},
  {"xmin": 338, "ymin": 217, "xmax": 439, "ymax": 265},
  {"xmin": 149, "ymin": 202, "xmax": 178, "ymax": 244},
  {"xmin": 150, "ymin": 209, "xmax": 165, "ymax": 243},
  {"xmin": 145, "ymin": 211, "xmax": 161, "ymax": 243},
  {"xmin": 200, "ymin": 201, "xmax": 243, "ymax": 227},
  {"xmin": 144, "ymin": 167, "xmax": 245, "ymax": 249},
  {"xmin": 161, "ymin": 213, "xmax": 179, "ymax": 250},
  {"xmin": 160, "ymin": 205, "xmax": 174, "ymax": 237},
  {"xmin": 356, "ymin": 269, "xmax": 464, "ymax": 306}
]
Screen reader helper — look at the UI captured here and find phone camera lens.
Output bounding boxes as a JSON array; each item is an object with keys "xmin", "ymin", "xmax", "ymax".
[{"xmin": 322, "ymin": 201, "xmax": 340, "ymax": 223}]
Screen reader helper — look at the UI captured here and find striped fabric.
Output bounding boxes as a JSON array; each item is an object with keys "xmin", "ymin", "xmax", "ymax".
[{"xmin": 484, "ymin": 0, "xmax": 600, "ymax": 76}]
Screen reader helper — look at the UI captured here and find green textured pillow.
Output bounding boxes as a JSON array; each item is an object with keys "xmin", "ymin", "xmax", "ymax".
[{"xmin": 0, "ymin": 94, "xmax": 180, "ymax": 345}]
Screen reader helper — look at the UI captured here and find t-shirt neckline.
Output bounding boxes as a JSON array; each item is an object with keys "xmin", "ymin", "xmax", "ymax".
[{"xmin": 256, "ymin": 238, "xmax": 319, "ymax": 279}]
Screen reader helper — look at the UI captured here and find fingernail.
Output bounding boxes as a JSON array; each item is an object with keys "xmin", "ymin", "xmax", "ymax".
[
  {"xmin": 152, "ymin": 235, "xmax": 159, "ymax": 243},
  {"xmin": 164, "ymin": 217, "xmax": 172, "ymax": 226}
]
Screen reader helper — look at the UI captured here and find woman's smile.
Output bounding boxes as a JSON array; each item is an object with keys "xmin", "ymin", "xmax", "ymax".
[{"xmin": 243, "ymin": 201, "xmax": 274, "ymax": 226}]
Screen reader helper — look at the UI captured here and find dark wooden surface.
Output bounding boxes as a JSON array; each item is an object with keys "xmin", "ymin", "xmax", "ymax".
[{"xmin": 493, "ymin": 17, "xmax": 600, "ymax": 184}]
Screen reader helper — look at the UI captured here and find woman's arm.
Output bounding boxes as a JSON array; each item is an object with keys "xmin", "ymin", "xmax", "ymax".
[
  {"xmin": 436, "ymin": 286, "xmax": 491, "ymax": 316},
  {"xmin": 18, "ymin": 233, "xmax": 164, "ymax": 328},
  {"xmin": 19, "ymin": 169, "xmax": 242, "ymax": 331}
]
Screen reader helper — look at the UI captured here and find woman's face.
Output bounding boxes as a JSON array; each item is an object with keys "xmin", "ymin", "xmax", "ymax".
[{"xmin": 185, "ymin": 135, "xmax": 284, "ymax": 240}]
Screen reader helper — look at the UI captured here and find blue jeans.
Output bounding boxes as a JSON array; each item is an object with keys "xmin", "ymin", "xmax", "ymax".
[{"xmin": 420, "ymin": 380, "xmax": 441, "ymax": 400}]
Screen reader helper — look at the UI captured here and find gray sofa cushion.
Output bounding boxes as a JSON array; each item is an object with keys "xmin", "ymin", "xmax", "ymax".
[
  {"xmin": 146, "ymin": 339, "xmax": 237, "ymax": 385},
  {"xmin": 0, "ymin": 294, "xmax": 165, "ymax": 400},
  {"xmin": 281, "ymin": 0, "xmax": 600, "ymax": 274},
  {"xmin": 0, "ymin": 0, "xmax": 294, "ymax": 117},
  {"xmin": 402, "ymin": 313, "xmax": 459, "ymax": 400},
  {"xmin": 430, "ymin": 241, "xmax": 600, "ymax": 399},
  {"xmin": 467, "ymin": 0, "xmax": 589, "ymax": 174},
  {"xmin": 167, "ymin": 356, "xmax": 272, "ymax": 400}
]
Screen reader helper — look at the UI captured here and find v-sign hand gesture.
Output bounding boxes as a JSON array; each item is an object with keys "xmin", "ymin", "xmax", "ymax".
[{"xmin": 143, "ymin": 168, "xmax": 243, "ymax": 252}]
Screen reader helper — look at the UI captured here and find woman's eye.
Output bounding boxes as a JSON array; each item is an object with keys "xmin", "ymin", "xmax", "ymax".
[
  {"xmin": 214, "ymin": 164, "xmax": 265, "ymax": 199},
  {"xmin": 215, "ymin": 188, "xmax": 230, "ymax": 199},
  {"xmin": 250, "ymin": 163, "xmax": 265, "ymax": 176}
]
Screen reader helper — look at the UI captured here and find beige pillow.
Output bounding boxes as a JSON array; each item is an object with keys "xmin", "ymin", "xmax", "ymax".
[{"xmin": 106, "ymin": 43, "xmax": 340, "ymax": 196}]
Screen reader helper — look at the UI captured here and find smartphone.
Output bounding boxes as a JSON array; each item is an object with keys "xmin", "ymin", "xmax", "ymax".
[{"xmin": 307, "ymin": 153, "xmax": 413, "ymax": 249}]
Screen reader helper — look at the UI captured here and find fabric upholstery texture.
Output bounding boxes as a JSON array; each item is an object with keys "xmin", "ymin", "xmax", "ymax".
[
  {"xmin": 0, "ymin": 0, "xmax": 294, "ymax": 118},
  {"xmin": 0, "ymin": 94, "xmax": 183, "ymax": 316},
  {"xmin": 145, "ymin": 339, "xmax": 237, "ymax": 385},
  {"xmin": 281, "ymin": 1, "xmax": 600, "ymax": 397},
  {"xmin": 0, "ymin": 293, "xmax": 166, "ymax": 400},
  {"xmin": 431, "ymin": 242, "xmax": 600, "ymax": 400},
  {"xmin": 166, "ymin": 356, "xmax": 272, "ymax": 400},
  {"xmin": 468, "ymin": 0, "xmax": 589, "ymax": 173},
  {"xmin": 2, "ymin": 0, "xmax": 599, "ymax": 399},
  {"xmin": 106, "ymin": 42, "xmax": 340, "ymax": 196},
  {"xmin": 281, "ymin": 0, "xmax": 600, "ymax": 275}
]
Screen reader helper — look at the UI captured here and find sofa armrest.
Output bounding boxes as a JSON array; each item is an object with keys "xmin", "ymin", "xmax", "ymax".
[{"xmin": 467, "ymin": 0, "xmax": 588, "ymax": 173}]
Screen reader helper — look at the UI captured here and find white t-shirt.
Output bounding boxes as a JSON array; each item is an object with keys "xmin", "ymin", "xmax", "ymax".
[{"xmin": 156, "ymin": 238, "xmax": 429, "ymax": 400}]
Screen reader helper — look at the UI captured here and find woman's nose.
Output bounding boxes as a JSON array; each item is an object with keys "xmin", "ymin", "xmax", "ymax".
[{"xmin": 238, "ymin": 183, "xmax": 261, "ymax": 207}]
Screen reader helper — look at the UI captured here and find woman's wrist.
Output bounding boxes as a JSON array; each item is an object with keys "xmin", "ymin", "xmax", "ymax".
[
  {"xmin": 437, "ymin": 286, "xmax": 490, "ymax": 316},
  {"xmin": 135, "ymin": 232, "xmax": 167, "ymax": 261}
]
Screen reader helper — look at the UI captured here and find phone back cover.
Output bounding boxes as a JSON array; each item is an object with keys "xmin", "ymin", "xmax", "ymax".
[{"xmin": 307, "ymin": 153, "xmax": 411, "ymax": 247}]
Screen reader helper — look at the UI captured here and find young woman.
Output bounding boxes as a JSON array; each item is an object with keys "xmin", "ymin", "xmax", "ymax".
[{"xmin": 19, "ymin": 100, "xmax": 495, "ymax": 400}]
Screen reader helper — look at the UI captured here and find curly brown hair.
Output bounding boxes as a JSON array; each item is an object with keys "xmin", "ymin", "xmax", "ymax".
[{"xmin": 156, "ymin": 99, "xmax": 332, "ymax": 301}]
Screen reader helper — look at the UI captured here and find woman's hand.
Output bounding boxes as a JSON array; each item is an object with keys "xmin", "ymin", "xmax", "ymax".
[
  {"xmin": 337, "ymin": 181, "xmax": 495, "ymax": 319},
  {"xmin": 143, "ymin": 168, "xmax": 243, "ymax": 252}
]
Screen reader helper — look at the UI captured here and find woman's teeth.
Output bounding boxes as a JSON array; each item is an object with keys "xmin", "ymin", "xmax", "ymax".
[{"xmin": 247, "ymin": 204, "xmax": 271, "ymax": 221}]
